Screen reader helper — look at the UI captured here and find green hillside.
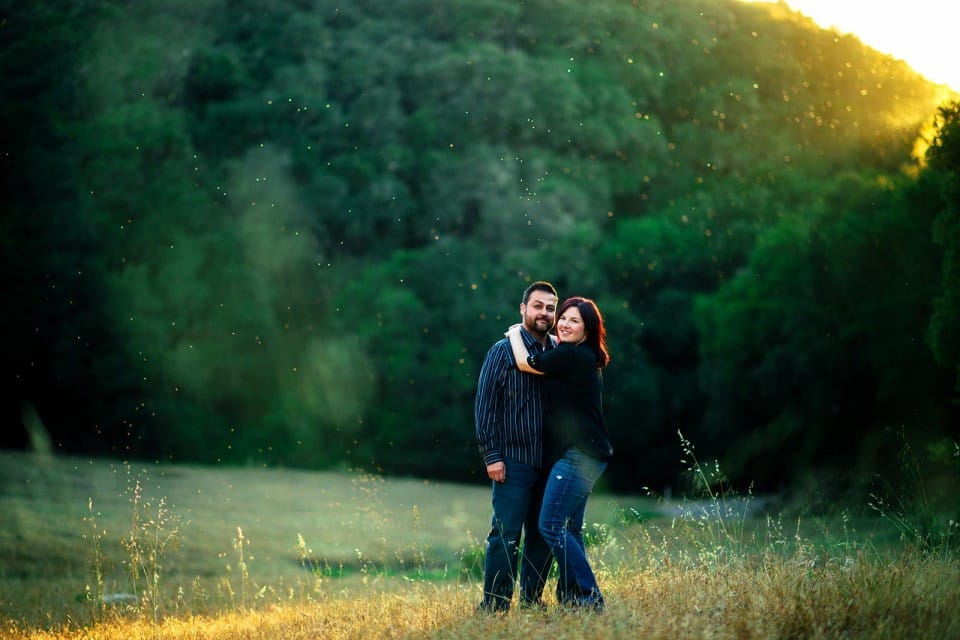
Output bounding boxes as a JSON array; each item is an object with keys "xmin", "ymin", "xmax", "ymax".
[{"xmin": 2, "ymin": 0, "xmax": 957, "ymax": 494}]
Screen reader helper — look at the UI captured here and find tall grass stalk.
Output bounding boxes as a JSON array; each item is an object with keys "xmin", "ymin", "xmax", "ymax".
[
  {"xmin": 234, "ymin": 527, "xmax": 249, "ymax": 610},
  {"xmin": 675, "ymin": 429, "xmax": 755, "ymax": 567},
  {"xmin": 121, "ymin": 478, "xmax": 182, "ymax": 626},
  {"xmin": 868, "ymin": 432, "xmax": 959, "ymax": 554},
  {"xmin": 80, "ymin": 498, "xmax": 106, "ymax": 623}
]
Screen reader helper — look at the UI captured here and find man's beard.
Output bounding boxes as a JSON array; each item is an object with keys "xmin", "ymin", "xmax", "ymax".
[{"xmin": 525, "ymin": 316, "xmax": 552, "ymax": 337}]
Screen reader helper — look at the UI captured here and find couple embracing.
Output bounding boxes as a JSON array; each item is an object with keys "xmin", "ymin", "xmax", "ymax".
[{"xmin": 475, "ymin": 280, "xmax": 614, "ymax": 613}]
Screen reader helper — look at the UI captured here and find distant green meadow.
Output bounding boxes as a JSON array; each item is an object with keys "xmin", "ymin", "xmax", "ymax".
[{"xmin": 2, "ymin": 450, "xmax": 957, "ymax": 638}]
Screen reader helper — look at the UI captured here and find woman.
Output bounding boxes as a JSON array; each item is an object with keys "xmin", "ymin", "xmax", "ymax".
[{"xmin": 506, "ymin": 296, "xmax": 613, "ymax": 611}]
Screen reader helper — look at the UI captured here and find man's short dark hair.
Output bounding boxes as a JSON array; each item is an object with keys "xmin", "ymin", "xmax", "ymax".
[{"xmin": 522, "ymin": 280, "xmax": 558, "ymax": 305}]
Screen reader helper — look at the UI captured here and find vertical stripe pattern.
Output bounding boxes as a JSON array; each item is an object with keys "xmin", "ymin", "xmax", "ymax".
[{"xmin": 475, "ymin": 330, "xmax": 550, "ymax": 469}]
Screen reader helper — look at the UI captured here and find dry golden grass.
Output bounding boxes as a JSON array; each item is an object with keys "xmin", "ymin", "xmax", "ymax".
[
  {"xmin": 0, "ymin": 452, "xmax": 647, "ymax": 627},
  {"xmin": 0, "ymin": 451, "xmax": 498, "ymax": 626},
  {"xmin": 4, "ymin": 553, "xmax": 959, "ymax": 640},
  {"xmin": 2, "ymin": 451, "xmax": 958, "ymax": 639}
]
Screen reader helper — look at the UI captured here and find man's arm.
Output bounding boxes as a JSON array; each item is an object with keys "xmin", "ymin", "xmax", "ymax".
[{"xmin": 475, "ymin": 343, "xmax": 506, "ymax": 470}]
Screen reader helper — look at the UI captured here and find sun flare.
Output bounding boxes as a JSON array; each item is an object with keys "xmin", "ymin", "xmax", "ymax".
[{"xmin": 744, "ymin": 0, "xmax": 959, "ymax": 91}]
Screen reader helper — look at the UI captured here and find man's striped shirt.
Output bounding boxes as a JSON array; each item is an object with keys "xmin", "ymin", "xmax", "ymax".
[{"xmin": 475, "ymin": 328, "xmax": 552, "ymax": 469}]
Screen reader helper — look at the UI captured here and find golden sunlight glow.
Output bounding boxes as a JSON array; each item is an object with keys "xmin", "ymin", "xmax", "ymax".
[{"xmin": 744, "ymin": 0, "xmax": 959, "ymax": 91}]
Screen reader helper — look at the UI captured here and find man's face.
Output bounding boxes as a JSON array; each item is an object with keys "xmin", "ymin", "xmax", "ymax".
[{"xmin": 520, "ymin": 290, "xmax": 558, "ymax": 338}]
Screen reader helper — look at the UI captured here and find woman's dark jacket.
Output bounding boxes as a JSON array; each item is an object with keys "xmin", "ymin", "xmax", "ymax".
[{"xmin": 527, "ymin": 342, "xmax": 613, "ymax": 466}]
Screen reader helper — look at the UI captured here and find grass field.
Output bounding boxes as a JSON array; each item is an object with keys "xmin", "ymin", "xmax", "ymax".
[{"xmin": 1, "ymin": 450, "xmax": 958, "ymax": 639}]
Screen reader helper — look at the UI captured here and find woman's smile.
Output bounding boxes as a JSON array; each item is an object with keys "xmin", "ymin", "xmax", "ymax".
[{"xmin": 557, "ymin": 307, "xmax": 586, "ymax": 344}]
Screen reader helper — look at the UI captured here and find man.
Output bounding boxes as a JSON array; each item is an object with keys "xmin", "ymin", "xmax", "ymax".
[{"xmin": 475, "ymin": 280, "xmax": 558, "ymax": 612}]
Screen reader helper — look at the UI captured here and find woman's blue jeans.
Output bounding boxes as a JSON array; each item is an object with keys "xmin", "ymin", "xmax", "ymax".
[{"xmin": 539, "ymin": 447, "xmax": 607, "ymax": 609}]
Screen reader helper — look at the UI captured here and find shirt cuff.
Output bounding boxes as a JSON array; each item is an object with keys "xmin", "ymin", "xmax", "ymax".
[{"xmin": 483, "ymin": 451, "xmax": 503, "ymax": 466}]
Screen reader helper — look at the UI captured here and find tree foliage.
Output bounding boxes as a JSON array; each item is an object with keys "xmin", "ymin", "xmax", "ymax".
[
  {"xmin": 924, "ymin": 103, "xmax": 960, "ymax": 394},
  {"xmin": 2, "ymin": 0, "xmax": 957, "ymax": 493}
]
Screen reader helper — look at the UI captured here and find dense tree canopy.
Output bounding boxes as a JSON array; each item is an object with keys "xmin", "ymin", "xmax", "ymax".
[{"xmin": 2, "ymin": 0, "xmax": 957, "ymax": 494}]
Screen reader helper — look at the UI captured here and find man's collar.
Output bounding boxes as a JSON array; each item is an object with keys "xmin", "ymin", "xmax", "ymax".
[{"xmin": 520, "ymin": 326, "xmax": 555, "ymax": 349}]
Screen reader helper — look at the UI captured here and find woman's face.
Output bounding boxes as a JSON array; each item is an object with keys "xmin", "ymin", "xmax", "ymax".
[{"xmin": 556, "ymin": 306, "xmax": 586, "ymax": 344}]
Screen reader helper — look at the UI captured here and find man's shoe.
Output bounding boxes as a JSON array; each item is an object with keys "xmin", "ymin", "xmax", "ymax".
[
  {"xmin": 518, "ymin": 599, "xmax": 547, "ymax": 612},
  {"xmin": 476, "ymin": 601, "xmax": 509, "ymax": 615}
]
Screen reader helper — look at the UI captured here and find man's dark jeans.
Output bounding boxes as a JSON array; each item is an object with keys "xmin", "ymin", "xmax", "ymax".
[{"xmin": 480, "ymin": 459, "xmax": 551, "ymax": 611}]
